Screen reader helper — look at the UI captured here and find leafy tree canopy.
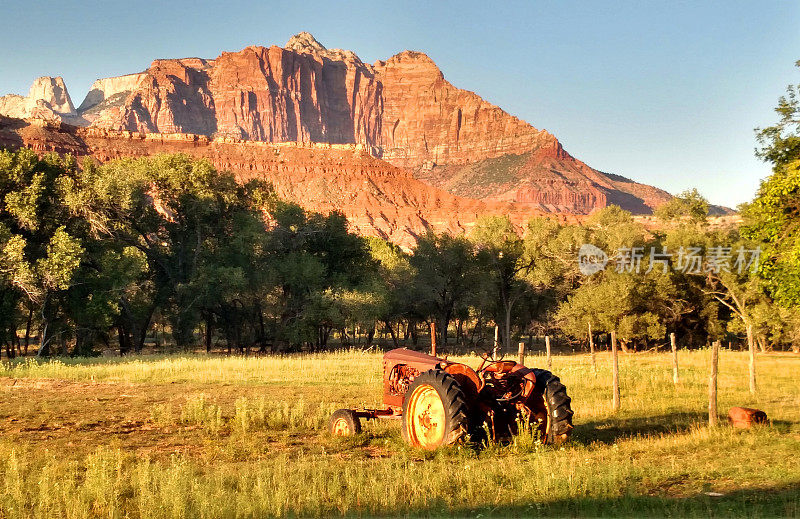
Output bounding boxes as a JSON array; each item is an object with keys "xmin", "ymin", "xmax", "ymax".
[
  {"xmin": 756, "ymin": 60, "xmax": 800, "ymax": 167},
  {"xmin": 654, "ymin": 188, "xmax": 709, "ymax": 223}
]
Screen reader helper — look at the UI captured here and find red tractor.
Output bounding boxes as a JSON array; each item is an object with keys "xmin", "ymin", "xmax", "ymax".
[{"xmin": 328, "ymin": 348, "xmax": 574, "ymax": 449}]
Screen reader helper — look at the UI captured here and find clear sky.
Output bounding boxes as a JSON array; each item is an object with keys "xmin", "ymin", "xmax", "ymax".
[{"xmin": 2, "ymin": 0, "xmax": 798, "ymax": 208}]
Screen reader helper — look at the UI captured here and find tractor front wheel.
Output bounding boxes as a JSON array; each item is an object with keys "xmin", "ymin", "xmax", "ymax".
[
  {"xmin": 329, "ymin": 409, "xmax": 361, "ymax": 436},
  {"xmin": 402, "ymin": 370, "xmax": 469, "ymax": 449}
]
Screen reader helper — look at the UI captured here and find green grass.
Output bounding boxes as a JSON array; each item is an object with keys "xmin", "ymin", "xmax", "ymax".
[{"xmin": 0, "ymin": 349, "xmax": 798, "ymax": 517}]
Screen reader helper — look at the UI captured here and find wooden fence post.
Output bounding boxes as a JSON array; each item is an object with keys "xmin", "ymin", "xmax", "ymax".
[
  {"xmin": 588, "ymin": 322, "xmax": 596, "ymax": 370},
  {"xmin": 709, "ymin": 340, "xmax": 720, "ymax": 427},
  {"xmin": 518, "ymin": 341, "xmax": 526, "ymax": 366},
  {"xmin": 430, "ymin": 321, "xmax": 437, "ymax": 357},
  {"xmin": 493, "ymin": 325, "xmax": 499, "ymax": 360},
  {"xmin": 670, "ymin": 332, "xmax": 679, "ymax": 384},
  {"xmin": 611, "ymin": 330, "xmax": 620, "ymax": 411},
  {"xmin": 545, "ymin": 335, "xmax": 552, "ymax": 368},
  {"xmin": 747, "ymin": 323, "xmax": 756, "ymax": 394}
]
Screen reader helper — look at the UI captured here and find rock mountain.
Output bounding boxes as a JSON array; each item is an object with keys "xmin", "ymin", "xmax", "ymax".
[{"xmin": 1, "ymin": 32, "xmax": 673, "ymax": 220}]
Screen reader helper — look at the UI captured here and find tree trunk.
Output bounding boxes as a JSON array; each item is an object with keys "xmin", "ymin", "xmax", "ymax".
[
  {"xmin": 504, "ymin": 302, "xmax": 513, "ymax": 353},
  {"xmin": 118, "ymin": 326, "xmax": 131, "ymax": 356},
  {"xmin": 23, "ymin": 307, "xmax": 33, "ymax": 356},
  {"xmin": 757, "ymin": 335, "xmax": 767, "ymax": 353},
  {"xmin": 37, "ymin": 296, "xmax": 53, "ymax": 357},
  {"xmin": 438, "ymin": 316, "xmax": 448, "ymax": 354},
  {"xmin": 588, "ymin": 322, "xmax": 596, "ymax": 370},
  {"xmin": 385, "ymin": 321, "xmax": 399, "ymax": 348},
  {"xmin": 205, "ymin": 314, "xmax": 213, "ymax": 353},
  {"xmin": 430, "ymin": 321, "xmax": 437, "ymax": 357}
]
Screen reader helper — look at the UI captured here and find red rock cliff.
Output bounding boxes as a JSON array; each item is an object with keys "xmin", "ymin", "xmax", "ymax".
[{"xmin": 83, "ymin": 33, "xmax": 671, "ymax": 214}]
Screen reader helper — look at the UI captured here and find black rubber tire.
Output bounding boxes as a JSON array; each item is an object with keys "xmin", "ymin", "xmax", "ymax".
[
  {"xmin": 402, "ymin": 370, "xmax": 469, "ymax": 449},
  {"xmin": 532, "ymin": 369, "xmax": 574, "ymax": 444},
  {"xmin": 328, "ymin": 409, "xmax": 361, "ymax": 436}
]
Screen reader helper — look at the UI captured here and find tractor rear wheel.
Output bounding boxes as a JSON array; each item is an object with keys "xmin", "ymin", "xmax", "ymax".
[
  {"xmin": 329, "ymin": 409, "xmax": 361, "ymax": 436},
  {"xmin": 533, "ymin": 369, "xmax": 574, "ymax": 444},
  {"xmin": 402, "ymin": 370, "xmax": 469, "ymax": 449}
]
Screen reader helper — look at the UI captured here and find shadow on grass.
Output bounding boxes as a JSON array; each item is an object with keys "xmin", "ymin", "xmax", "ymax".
[
  {"xmin": 418, "ymin": 481, "xmax": 800, "ymax": 518},
  {"xmin": 572, "ymin": 412, "xmax": 707, "ymax": 445}
]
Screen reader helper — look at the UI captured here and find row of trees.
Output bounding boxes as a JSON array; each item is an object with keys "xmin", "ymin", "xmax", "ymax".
[{"xmin": 0, "ymin": 152, "xmax": 373, "ymax": 356}]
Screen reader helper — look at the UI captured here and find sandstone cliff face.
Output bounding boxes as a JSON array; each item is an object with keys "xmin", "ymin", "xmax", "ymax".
[
  {"xmin": 0, "ymin": 76, "xmax": 80, "ymax": 123},
  {"xmin": 97, "ymin": 36, "xmax": 553, "ymax": 168},
  {"xmin": 113, "ymin": 35, "xmax": 383, "ymax": 149},
  {"xmin": 77, "ymin": 72, "xmax": 147, "ymax": 124},
  {"xmin": 1, "ymin": 116, "xmax": 578, "ymax": 249},
  {"xmin": 79, "ymin": 34, "xmax": 670, "ymax": 214},
  {"xmin": 374, "ymin": 51, "xmax": 555, "ymax": 168},
  {"xmin": 2, "ymin": 34, "xmax": 673, "ymax": 215}
]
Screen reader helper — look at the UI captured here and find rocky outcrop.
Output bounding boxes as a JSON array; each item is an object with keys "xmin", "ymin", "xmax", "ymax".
[
  {"xmin": 374, "ymin": 50, "xmax": 555, "ymax": 168},
  {"xmin": 0, "ymin": 95, "xmax": 26, "ymax": 119},
  {"xmin": 0, "ymin": 77, "xmax": 81, "ymax": 124},
  {"xmin": 1, "ymin": 116, "xmax": 579, "ymax": 249},
  {"xmin": 77, "ymin": 72, "xmax": 147, "ymax": 123},
  {"xmin": 96, "ymin": 36, "xmax": 550, "ymax": 167}
]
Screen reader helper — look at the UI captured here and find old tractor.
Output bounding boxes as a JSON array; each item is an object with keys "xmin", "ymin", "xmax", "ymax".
[{"xmin": 328, "ymin": 348, "xmax": 574, "ymax": 449}]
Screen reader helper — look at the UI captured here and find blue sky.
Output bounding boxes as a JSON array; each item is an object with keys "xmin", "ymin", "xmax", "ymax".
[{"xmin": 2, "ymin": 0, "xmax": 798, "ymax": 207}]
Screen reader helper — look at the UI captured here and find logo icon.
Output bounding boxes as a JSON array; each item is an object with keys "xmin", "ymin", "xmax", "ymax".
[{"xmin": 578, "ymin": 244, "xmax": 608, "ymax": 276}]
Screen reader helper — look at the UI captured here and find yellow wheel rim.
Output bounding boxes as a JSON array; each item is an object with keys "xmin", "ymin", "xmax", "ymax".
[
  {"xmin": 332, "ymin": 417, "xmax": 351, "ymax": 436},
  {"xmin": 407, "ymin": 385, "xmax": 446, "ymax": 449}
]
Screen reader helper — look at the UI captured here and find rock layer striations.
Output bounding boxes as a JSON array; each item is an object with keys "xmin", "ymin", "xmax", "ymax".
[{"xmin": 0, "ymin": 33, "xmax": 672, "ymax": 214}]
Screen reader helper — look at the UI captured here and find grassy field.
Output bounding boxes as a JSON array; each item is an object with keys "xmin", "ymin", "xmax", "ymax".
[{"xmin": 0, "ymin": 349, "xmax": 798, "ymax": 518}]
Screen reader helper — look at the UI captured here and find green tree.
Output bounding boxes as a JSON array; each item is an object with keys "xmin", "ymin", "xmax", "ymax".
[
  {"xmin": 67, "ymin": 154, "xmax": 272, "ymax": 350},
  {"xmin": 470, "ymin": 215, "xmax": 533, "ymax": 352},
  {"xmin": 409, "ymin": 231, "xmax": 482, "ymax": 350},
  {"xmin": 264, "ymin": 200, "xmax": 374, "ymax": 349},
  {"xmin": 756, "ymin": 60, "xmax": 800, "ymax": 167},
  {"xmin": 0, "ymin": 149, "xmax": 85, "ymax": 356},
  {"xmin": 365, "ymin": 237, "xmax": 415, "ymax": 347},
  {"xmin": 654, "ymin": 188, "xmax": 710, "ymax": 223},
  {"xmin": 741, "ymin": 159, "xmax": 800, "ymax": 307}
]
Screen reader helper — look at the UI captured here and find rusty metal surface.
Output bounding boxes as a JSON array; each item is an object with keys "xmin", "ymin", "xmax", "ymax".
[{"xmin": 330, "ymin": 347, "xmax": 569, "ymax": 446}]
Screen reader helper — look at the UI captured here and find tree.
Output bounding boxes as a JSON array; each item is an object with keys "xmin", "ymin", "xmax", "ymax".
[
  {"xmin": 470, "ymin": 216, "xmax": 532, "ymax": 352},
  {"xmin": 556, "ymin": 207, "xmax": 676, "ymax": 350},
  {"xmin": 654, "ymin": 188, "xmax": 710, "ymax": 223},
  {"xmin": 409, "ymin": 232, "xmax": 482, "ymax": 350},
  {"xmin": 365, "ymin": 237, "xmax": 415, "ymax": 347},
  {"xmin": 557, "ymin": 270, "xmax": 667, "ymax": 351},
  {"xmin": 264, "ymin": 200, "xmax": 374, "ymax": 349},
  {"xmin": 741, "ymin": 159, "xmax": 800, "ymax": 307},
  {"xmin": 67, "ymin": 154, "xmax": 272, "ymax": 350},
  {"xmin": 755, "ymin": 60, "xmax": 800, "ymax": 167},
  {"xmin": 0, "ymin": 149, "xmax": 85, "ymax": 355}
]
